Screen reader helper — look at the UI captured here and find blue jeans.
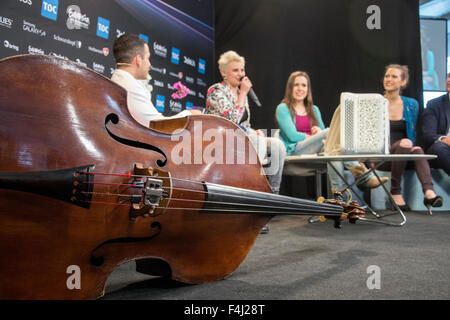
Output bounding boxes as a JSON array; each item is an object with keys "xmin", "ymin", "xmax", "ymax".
[{"xmin": 293, "ymin": 128, "xmax": 329, "ymax": 155}]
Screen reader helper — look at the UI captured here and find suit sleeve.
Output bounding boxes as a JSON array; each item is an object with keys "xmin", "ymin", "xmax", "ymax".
[{"xmin": 421, "ymin": 101, "xmax": 440, "ymax": 146}]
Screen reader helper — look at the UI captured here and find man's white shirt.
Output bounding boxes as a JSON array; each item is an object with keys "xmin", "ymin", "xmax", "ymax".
[{"xmin": 111, "ymin": 69, "xmax": 191, "ymax": 127}]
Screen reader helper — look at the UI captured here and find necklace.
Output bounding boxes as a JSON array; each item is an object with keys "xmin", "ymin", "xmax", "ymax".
[{"xmin": 294, "ymin": 104, "xmax": 306, "ymax": 116}]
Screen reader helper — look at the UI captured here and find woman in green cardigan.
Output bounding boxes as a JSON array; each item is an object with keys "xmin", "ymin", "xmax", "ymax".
[{"xmin": 276, "ymin": 71, "xmax": 384, "ymax": 195}]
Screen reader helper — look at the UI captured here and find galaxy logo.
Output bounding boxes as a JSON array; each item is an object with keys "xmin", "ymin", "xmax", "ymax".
[
  {"xmin": 96, "ymin": 17, "xmax": 110, "ymax": 39},
  {"xmin": 198, "ymin": 58, "xmax": 206, "ymax": 75},
  {"xmin": 41, "ymin": 0, "xmax": 59, "ymax": 21},
  {"xmin": 156, "ymin": 95, "xmax": 165, "ymax": 112},
  {"xmin": 171, "ymin": 47, "xmax": 180, "ymax": 65}
]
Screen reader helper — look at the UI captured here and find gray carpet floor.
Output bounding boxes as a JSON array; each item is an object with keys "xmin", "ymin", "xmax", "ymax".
[{"xmin": 102, "ymin": 210, "xmax": 450, "ymax": 300}]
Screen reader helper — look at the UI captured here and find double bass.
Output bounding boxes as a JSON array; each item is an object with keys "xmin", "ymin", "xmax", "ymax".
[{"xmin": 0, "ymin": 55, "xmax": 343, "ymax": 299}]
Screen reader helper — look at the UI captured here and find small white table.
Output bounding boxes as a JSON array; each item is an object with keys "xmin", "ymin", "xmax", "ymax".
[{"xmin": 284, "ymin": 154, "xmax": 438, "ymax": 226}]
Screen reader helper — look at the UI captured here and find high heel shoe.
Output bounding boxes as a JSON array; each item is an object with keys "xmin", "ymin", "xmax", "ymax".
[{"xmin": 423, "ymin": 196, "xmax": 443, "ymax": 215}]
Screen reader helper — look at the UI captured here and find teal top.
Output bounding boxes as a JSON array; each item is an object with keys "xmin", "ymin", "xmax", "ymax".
[
  {"xmin": 400, "ymin": 96, "xmax": 419, "ymax": 145},
  {"xmin": 276, "ymin": 103, "xmax": 325, "ymax": 155}
]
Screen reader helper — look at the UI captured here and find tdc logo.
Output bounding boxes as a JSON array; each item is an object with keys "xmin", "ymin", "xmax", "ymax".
[
  {"xmin": 171, "ymin": 47, "xmax": 180, "ymax": 65},
  {"xmin": 156, "ymin": 95, "xmax": 165, "ymax": 112},
  {"xmin": 96, "ymin": 17, "xmax": 110, "ymax": 39},
  {"xmin": 41, "ymin": 0, "xmax": 59, "ymax": 21},
  {"xmin": 198, "ymin": 58, "xmax": 205, "ymax": 75}
]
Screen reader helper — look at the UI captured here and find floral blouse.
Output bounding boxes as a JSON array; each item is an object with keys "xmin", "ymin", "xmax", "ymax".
[{"xmin": 206, "ymin": 81, "xmax": 251, "ymax": 130}]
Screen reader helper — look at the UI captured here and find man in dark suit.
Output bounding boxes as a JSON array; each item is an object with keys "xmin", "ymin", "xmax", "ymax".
[{"xmin": 421, "ymin": 72, "xmax": 450, "ymax": 175}]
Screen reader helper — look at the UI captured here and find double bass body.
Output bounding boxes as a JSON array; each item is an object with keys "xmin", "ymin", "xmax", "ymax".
[{"xmin": 0, "ymin": 55, "xmax": 272, "ymax": 299}]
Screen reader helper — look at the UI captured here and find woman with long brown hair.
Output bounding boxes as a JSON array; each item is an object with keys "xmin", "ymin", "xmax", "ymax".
[
  {"xmin": 276, "ymin": 71, "xmax": 327, "ymax": 155},
  {"xmin": 276, "ymin": 71, "xmax": 384, "ymax": 196}
]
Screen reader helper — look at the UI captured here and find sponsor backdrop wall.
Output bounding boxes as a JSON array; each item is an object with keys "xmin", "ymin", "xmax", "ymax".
[{"xmin": 0, "ymin": 0, "xmax": 214, "ymax": 115}]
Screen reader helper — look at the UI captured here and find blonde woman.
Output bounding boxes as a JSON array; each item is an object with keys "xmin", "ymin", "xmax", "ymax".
[{"xmin": 206, "ymin": 51, "xmax": 286, "ymax": 196}]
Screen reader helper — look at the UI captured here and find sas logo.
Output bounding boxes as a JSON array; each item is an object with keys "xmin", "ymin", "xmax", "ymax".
[
  {"xmin": 139, "ymin": 34, "xmax": 149, "ymax": 43},
  {"xmin": 186, "ymin": 101, "xmax": 194, "ymax": 110},
  {"xmin": 171, "ymin": 47, "xmax": 180, "ymax": 65},
  {"xmin": 198, "ymin": 58, "xmax": 206, "ymax": 74},
  {"xmin": 41, "ymin": 0, "xmax": 59, "ymax": 21},
  {"xmin": 96, "ymin": 17, "xmax": 110, "ymax": 39},
  {"xmin": 156, "ymin": 95, "xmax": 165, "ymax": 112}
]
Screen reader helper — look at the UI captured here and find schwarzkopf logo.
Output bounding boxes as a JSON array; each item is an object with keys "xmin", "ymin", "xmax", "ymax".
[
  {"xmin": 151, "ymin": 66, "xmax": 166, "ymax": 75},
  {"xmin": 66, "ymin": 5, "xmax": 90, "ymax": 30},
  {"xmin": 53, "ymin": 34, "xmax": 82, "ymax": 48}
]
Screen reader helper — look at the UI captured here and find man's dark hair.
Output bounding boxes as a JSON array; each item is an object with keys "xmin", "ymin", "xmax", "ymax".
[{"xmin": 113, "ymin": 34, "xmax": 147, "ymax": 64}]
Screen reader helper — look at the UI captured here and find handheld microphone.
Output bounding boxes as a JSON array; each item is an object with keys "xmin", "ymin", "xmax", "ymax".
[
  {"xmin": 240, "ymin": 77, "xmax": 262, "ymax": 107},
  {"xmin": 248, "ymin": 87, "xmax": 262, "ymax": 107}
]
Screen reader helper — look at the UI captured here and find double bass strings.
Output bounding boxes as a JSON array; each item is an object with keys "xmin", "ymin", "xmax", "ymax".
[
  {"xmin": 80, "ymin": 188, "xmax": 341, "ymax": 214},
  {"xmin": 79, "ymin": 172, "xmax": 343, "ymax": 215}
]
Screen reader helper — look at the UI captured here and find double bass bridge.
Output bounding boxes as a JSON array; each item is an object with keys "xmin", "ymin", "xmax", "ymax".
[{"xmin": 128, "ymin": 164, "xmax": 172, "ymax": 220}]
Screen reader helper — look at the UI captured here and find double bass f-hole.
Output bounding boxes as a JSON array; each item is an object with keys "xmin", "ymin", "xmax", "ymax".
[
  {"xmin": 90, "ymin": 221, "xmax": 162, "ymax": 267},
  {"xmin": 104, "ymin": 113, "xmax": 168, "ymax": 168},
  {"xmin": 90, "ymin": 165, "xmax": 172, "ymax": 268}
]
